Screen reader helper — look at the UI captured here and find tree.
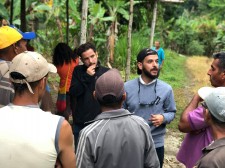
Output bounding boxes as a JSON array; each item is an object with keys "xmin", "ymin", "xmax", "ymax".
[
  {"xmin": 104, "ymin": 0, "xmax": 129, "ymax": 63},
  {"xmin": 125, "ymin": 0, "xmax": 134, "ymax": 81},
  {"xmin": 150, "ymin": 0, "xmax": 158, "ymax": 47},
  {"xmin": 20, "ymin": 0, "xmax": 26, "ymax": 31},
  {"xmin": 80, "ymin": 0, "xmax": 88, "ymax": 45}
]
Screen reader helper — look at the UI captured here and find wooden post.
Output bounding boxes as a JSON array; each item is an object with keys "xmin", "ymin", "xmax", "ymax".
[
  {"xmin": 10, "ymin": 0, "xmax": 14, "ymax": 24},
  {"xmin": 125, "ymin": 0, "xmax": 134, "ymax": 81},
  {"xmin": 150, "ymin": 0, "xmax": 158, "ymax": 48},
  {"xmin": 21, "ymin": 0, "xmax": 26, "ymax": 31},
  {"xmin": 80, "ymin": 0, "xmax": 88, "ymax": 45},
  {"xmin": 66, "ymin": 0, "xmax": 69, "ymax": 45}
]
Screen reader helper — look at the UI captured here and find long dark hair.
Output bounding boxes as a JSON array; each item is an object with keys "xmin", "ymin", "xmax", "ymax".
[{"xmin": 52, "ymin": 43, "xmax": 77, "ymax": 66}]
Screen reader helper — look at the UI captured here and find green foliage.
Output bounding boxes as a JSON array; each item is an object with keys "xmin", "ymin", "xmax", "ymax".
[
  {"xmin": 159, "ymin": 50, "xmax": 186, "ymax": 88},
  {"xmin": 0, "ymin": 3, "xmax": 9, "ymax": 19},
  {"xmin": 214, "ymin": 22, "xmax": 225, "ymax": 52},
  {"xmin": 114, "ymin": 32, "xmax": 149, "ymax": 72},
  {"xmin": 186, "ymin": 40, "xmax": 204, "ymax": 56}
]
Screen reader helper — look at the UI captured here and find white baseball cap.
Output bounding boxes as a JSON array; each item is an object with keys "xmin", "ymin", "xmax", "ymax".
[
  {"xmin": 9, "ymin": 51, "xmax": 57, "ymax": 94},
  {"xmin": 198, "ymin": 87, "xmax": 225, "ymax": 122}
]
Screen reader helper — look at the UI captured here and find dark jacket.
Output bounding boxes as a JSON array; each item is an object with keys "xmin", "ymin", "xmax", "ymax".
[
  {"xmin": 197, "ymin": 137, "xmax": 225, "ymax": 168},
  {"xmin": 69, "ymin": 62, "xmax": 109, "ymax": 124}
]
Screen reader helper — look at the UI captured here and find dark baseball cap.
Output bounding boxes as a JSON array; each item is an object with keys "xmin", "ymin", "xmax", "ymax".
[
  {"xmin": 137, "ymin": 48, "xmax": 158, "ymax": 74},
  {"xmin": 95, "ymin": 69, "xmax": 124, "ymax": 104}
]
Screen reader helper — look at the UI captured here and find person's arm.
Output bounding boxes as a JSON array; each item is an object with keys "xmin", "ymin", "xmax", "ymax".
[
  {"xmin": 160, "ymin": 49, "xmax": 165, "ymax": 69},
  {"xmin": 160, "ymin": 60, "xmax": 164, "ymax": 69},
  {"xmin": 150, "ymin": 88, "xmax": 176, "ymax": 127},
  {"xmin": 58, "ymin": 120, "xmax": 76, "ymax": 168},
  {"xmin": 144, "ymin": 125, "xmax": 160, "ymax": 168},
  {"xmin": 178, "ymin": 94, "xmax": 202, "ymax": 133},
  {"xmin": 76, "ymin": 130, "xmax": 94, "ymax": 168}
]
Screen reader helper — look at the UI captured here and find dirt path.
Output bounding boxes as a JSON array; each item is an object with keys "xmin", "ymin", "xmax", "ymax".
[{"xmin": 163, "ymin": 56, "xmax": 212, "ymax": 168}]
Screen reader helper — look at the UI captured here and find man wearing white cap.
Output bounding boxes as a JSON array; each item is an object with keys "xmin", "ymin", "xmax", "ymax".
[
  {"xmin": 196, "ymin": 87, "xmax": 225, "ymax": 167},
  {"xmin": 177, "ymin": 52, "xmax": 225, "ymax": 168},
  {"xmin": 0, "ymin": 51, "xmax": 76, "ymax": 168}
]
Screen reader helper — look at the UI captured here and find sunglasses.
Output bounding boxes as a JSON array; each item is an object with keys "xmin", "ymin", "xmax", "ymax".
[{"xmin": 138, "ymin": 79, "xmax": 161, "ymax": 106}]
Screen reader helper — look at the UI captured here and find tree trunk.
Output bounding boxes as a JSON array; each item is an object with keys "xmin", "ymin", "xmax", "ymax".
[
  {"xmin": 10, "ymin": 0, "xmax": 14, "ymax": 24},
  {"xmin": 125, "ymin": 0, "xmax": 134, "ymax": 82},
  {"xmin": 109, "ymin": 21, "xmax": 115, "ymax": 63},
  {"xmin": 21, "ymin": 0, "xmax": 26, "ymax": 31},
  {"xmin": 66, "ymin": 0, "xmax": 69, "ymax": 45},
  {"xmin": 150, "ymin": 0, "xmax": 158, "ymax": 48},
  {"xmin": 56, "ymin": 17, "xmax": 63, "ymax": 42},
  {"xmin": 80, "ymin": 0, "xmax": 88, "ymax": 45}
]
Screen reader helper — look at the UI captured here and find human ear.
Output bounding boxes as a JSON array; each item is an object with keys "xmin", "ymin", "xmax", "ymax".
[
  {"xmin": 137, "ymin": 62, "xmax": 143, "ymax": 71},
  {"xmin": 93, "ymin": 91, "xmax": 96, "ymax": 100}
]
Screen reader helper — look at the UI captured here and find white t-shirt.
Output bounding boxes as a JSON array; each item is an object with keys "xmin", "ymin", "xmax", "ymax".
[{"xmin": 0, "ymin": 104, "xmax": 64, "ymax": 168}]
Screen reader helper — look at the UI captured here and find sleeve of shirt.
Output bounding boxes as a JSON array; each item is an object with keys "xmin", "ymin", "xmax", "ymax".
[
  {"xmin": 162, "ymin": 88, "xmax": 176, "ymax": 124},
  {"xmin": 69, "ymin": 67, "xmax": 93, "ymax": 97},
  {"xmin": 144, "ymin": 125, "xmax": 160, "ymax": 168},
  {"xmin": 188, "ymin": 106, "xmax": 208, "ymax": 130},
  {"xmin": 76, "ymin": 131, "xmax": 94, "ymax": 168}
]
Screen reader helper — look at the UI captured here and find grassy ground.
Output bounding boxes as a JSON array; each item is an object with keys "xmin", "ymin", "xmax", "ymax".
[{"xmin": 165, "ymin": 55, "xmax": 212, "ymax": 130}]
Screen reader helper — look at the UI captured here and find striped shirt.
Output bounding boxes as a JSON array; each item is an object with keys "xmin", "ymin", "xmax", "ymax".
[{"xmin": 0, "ymin": 60, "xmax": 14, "ymax": 108}]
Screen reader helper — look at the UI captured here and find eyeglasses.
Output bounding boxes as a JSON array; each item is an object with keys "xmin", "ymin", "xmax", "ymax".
[{"xmin": 138, "ymin": 79, "xmax": 161, "ymax": 106}]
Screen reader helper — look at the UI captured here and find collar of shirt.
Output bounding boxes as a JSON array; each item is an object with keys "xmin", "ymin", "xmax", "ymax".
[{"xmin": 139, "ymin": 76, "xmax": 156, "ymax": 85}]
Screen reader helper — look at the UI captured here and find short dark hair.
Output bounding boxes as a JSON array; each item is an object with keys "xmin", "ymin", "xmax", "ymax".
[
  {"xmin": 11, "ymin": 72, "xmax": 44, "ymax": 95},
  {"xmin": 213, "ymin": 52, "xmax": 225, "ymax": 72},
  {"xmin": 52, "ymin": 43, "xmax": 77, "ymax": 66},
  {"xmin": 77, "ymin": 42, "xmax": 96, "ymax": 58}
]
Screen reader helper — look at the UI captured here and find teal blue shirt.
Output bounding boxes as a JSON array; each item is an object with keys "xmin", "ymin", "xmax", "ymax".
[{"xmin": 152, "ymin": 47, "xmax": 165, "ymax": 66}]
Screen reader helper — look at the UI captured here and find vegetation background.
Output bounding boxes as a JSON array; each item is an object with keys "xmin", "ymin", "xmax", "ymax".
[{"xmin": 0, "ymin": 0, "xmax": 224, "ymax": 166}]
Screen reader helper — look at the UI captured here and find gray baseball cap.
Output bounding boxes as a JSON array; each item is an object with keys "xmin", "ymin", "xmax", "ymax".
[
  {"xmin": 95, "ymin": 69, "xmax": 124, "ymax": 104},
  {"xmin": 198, "ymin": 87, "xmax": 225, "ymax": 122}
]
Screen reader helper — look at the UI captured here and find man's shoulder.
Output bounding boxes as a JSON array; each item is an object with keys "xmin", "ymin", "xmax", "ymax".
[
  {"xmin": 157, "ymin": 79, "xmax": 172, "ymax": 89},
  {"xmin": 125, "ymin": 78, "xmax": 138, "ymax": 87},
  {"xmin": 130, "ymin": 114, "xmax": 149, "ymax": 125},
  {"xmin": 98, "ymin": 65, "xmax": 109, "ymax": 73},
  {"xmin": 74, "ymin": 64, "xmax": 85, "ymax": 71},
  {"xmin": 0, "ymin": 60, "xmax": 10, "ymax": 77}
]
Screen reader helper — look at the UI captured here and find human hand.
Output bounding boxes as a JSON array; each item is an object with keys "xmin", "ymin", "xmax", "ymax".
[
  {"xmin": 149, "ymin": 114, "xmax": 164, "ymax": 127},
  {"xmin": 86, "ymin": 64, "xmax": 96, "ymax": 76}
]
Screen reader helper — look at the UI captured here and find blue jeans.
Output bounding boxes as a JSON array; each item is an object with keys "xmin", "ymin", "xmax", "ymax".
[
  {"xmin": 73, "ymin": 123, "xmax": 85, "ymax": 152},
  {"xmin": 156, "ymin": 146, "xmax": 164, "ymax": 168}
]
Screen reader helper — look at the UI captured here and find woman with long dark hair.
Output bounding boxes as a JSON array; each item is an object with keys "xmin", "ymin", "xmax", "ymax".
[{"xmin": 53, "ymin": 43, "xmax": 78, "ymax": 120}]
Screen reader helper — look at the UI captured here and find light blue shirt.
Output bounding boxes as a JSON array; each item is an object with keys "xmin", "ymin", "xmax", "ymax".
[{"xmin": 123, "ymin": 77, "xmax": 176, "ymax": 148}]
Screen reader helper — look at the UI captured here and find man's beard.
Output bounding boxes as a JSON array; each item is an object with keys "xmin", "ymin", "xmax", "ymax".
[{"xmin": 143, "ymin": 67, "xmax": 158, "ymax": 79}]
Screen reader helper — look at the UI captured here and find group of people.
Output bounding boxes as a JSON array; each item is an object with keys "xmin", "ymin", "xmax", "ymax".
[{"xmin": 1, "ymin": 23, "xmax": 225, "ymax": 168}]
